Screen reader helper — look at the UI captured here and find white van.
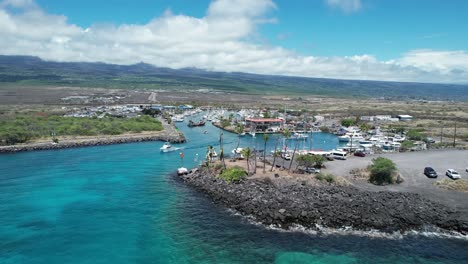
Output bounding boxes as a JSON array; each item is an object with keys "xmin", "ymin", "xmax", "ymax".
[{"xmin": 331, "ymin": 150, "xmax": 347, "ymax": 160}]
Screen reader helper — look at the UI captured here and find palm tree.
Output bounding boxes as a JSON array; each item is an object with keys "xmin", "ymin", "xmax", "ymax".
[
  {"xmin": 288, "ymin": 140, "xmax": 298, "ymax": 173},
  {"xmin": 282, "ymin": 128, "xmax": 291, "ymax": 150},
  {"xmin": 263, "ymin": 133, "xmax": 269, "ymax": 173},
  {"xmin": 270, "ymin": 138, "xmax": 281, "ymax": 172},
  {"xmin": 240, "ymin": 147, "xmax": 253, "ymax": 175},
  {"xmin": 206, "ymin": 145, "xmax": 214, "ymax": 163},
  {"xmin": 233, "ymin": 125, "xmax": 244, "ymax": 159},
  {"xmin": 219, "ymin": 131, "xmax": 225, "ymax": 169}
]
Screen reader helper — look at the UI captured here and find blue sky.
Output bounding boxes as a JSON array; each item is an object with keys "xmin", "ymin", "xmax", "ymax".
[
  {"xmin": 1, "ymin": 0, "xmax": 468, "ymax": 83},
  {"xmin": 35, "ymin": 0, "xmax": 468, "ymax": 61}
]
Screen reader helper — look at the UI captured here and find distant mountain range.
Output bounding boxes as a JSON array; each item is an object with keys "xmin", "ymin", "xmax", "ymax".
[{"xmin": 0, "ymin": 55, "xmax": 467, "ymax": 101}]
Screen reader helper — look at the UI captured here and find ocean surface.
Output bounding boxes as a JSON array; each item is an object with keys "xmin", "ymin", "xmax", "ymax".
[{"xmin": 1, "ymin": 119, "xmax": 467, "ymax": 264}]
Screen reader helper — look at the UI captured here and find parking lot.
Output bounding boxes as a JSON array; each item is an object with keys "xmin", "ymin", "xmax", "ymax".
[{"xmin": 323, "ymin": 149, "xmax": 468, "ymax": 215}]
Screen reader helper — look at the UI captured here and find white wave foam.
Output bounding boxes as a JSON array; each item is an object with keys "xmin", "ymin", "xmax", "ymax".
[{"xmin": 225, "ymin": 208, "xmax": 468, "ymax": 240}]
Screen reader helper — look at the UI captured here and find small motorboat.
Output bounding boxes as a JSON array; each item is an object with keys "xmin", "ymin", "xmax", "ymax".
[
  {"xmin": 177, "ymin": 167, "xmax": 188, "ymax": 175},
  {"xmin": 188, "ymin": 120, "xmax": 206, "ymax": 127},
  {"xmin": 160, "ymin": 142, "xmax": 172, "ymax": 152},
  {"xmin": 288, "ymin": 132, "xmax": 308, "ymax": 140},
  {"xmin": 203, "ymin": 130, "xmax": 208, "ymax": 134}
]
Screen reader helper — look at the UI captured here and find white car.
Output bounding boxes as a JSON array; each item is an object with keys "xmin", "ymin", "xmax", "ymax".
[
  {"xmin": 446, "ymin": 169, "xmax": 461, "ymax": 179},
  {"xmin": 281, "ymin": 153, "xmax": 291, "ymax": 160}
]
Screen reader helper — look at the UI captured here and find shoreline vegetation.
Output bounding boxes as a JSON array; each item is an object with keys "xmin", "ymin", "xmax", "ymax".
[
  {"xmin": 179, "ymin": 165, "xmax": 468, "ymax": 235},
  {"xmin": 0, "ymin": 115, "xmax": 186, "ymax": 153},
  {"xmin": 0, "ymin": 115, "xmax": 164, "ymax": 145}
]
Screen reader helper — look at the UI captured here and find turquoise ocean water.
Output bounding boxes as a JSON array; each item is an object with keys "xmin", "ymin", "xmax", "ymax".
[{"xmin": 1, "ymin": 119, "xmax": 467, "ymax": 264}]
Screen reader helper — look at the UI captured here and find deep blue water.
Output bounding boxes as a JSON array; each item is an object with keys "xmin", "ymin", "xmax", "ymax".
[{"xmin": 1, "ymin": 119, "xmax": 467, "ymax": 264}]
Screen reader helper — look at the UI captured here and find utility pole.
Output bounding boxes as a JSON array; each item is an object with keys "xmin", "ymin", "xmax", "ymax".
[
  {"xmin": 440, "ymin": 125, "xmax": 443, "ymax": 143},
  {"xmin": 453, "ymin": 122, "xmax": 457, "ymax": 147}
]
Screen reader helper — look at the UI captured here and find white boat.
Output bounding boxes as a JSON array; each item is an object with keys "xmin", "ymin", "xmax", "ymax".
[
  {"xmin": 239, "ymin": 132, "xmax": 246, "ymax": 137},
  {"xmin": 288, "ymin": 132, "xmax": 308, "ymax": 140},
  {"xmin": 160, "ymin": 142, "xmax": 172, "ymax": 152},
  {"xmin": 393, "ymin": 135, "xmax": 406, "ymax": 142},
  {"xmin": 346, "ymin": 141, "xmax": 360, "ymax": 147},
  {"xmin": 250, "ymin": 131, "xmax": 256, "ymax": 137},
  {"xmin": 177, "ymin": 167, "xmax": 188, "ymax": 175},
  {"xmin": 338, "ymin": 132, "xmax": 364, "ymax": 142}
]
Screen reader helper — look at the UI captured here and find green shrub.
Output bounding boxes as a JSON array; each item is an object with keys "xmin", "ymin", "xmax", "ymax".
[
  {"xmin": 369, "ymin": 157, "xmax": 397, "ymax": 185},
  {"xmin": 320, "ymin": 126, "xmax": 330, "ymax": 133},
  {"xmin": 406, "ymin": 129, "xmax": 425, "ymax": 141},
  {"xmin": 219, "ymin": 166, "xmax": 247, "ymax": 183},
  {"xmin": 315, "ymin": 173, "xmax": 335, "ymax": 183},
  {"xmin": 400, "ymin": 140, "xmax": 414, "ymax": 151},
  {"xmin": 462, "ymin": 133, "xmax": 468, "ymax": 142},
  {"xmin": 341, "ymin": 118, "xmax": 356, "ymax": 127}
]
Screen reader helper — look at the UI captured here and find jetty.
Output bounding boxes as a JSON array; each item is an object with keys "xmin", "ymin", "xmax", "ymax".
[
  {"xmin": 178, "ymin": 166, "xmax": 468, "ymax": 235},
  {"xmin": 0, "ymin": 117, "xmax": 186, "ymax": 153}
]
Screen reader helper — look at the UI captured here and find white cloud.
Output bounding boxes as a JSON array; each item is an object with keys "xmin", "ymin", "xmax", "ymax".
[
  {"xmin": 325, "ymin": 0, "xmax": 361, "ymax": 13},
  {"xmin": 0, "ymin": 0, "xmax": 467, "ymax": 83},
  {"xmin": 0, "ymin": 0, "xmax": 36, "ymax": 8}
]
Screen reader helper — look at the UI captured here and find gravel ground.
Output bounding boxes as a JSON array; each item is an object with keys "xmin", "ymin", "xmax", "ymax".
[{"xmin": 322, "ymin": 149, "xmax": 468, "ymax": 220}]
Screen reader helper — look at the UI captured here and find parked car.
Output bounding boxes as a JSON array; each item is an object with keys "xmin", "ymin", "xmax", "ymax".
[
  {"xmin": 466, "ymin": 167, "xmax": 468, "ymax": 172},
  {"xmin": 446, "ymin": 169, "xmax": 461, "ymax": 179},
  {"xmin": 423, "ymin": 167, "xmax": 437, "ymax": 178},
  {"xmin": 305, "ymin": 167, "xmax": 320, "ymax": 174},
  {"xmin": 281, "ymin": 153, "xmax": 291, "ymax": 160},
  {"xmin": 354, "ymin": 151, "xmax": 366, "ymax": 157},
  {"xmin": 425, "ymin": 137, "xmax": 436, "ymax": 143}
]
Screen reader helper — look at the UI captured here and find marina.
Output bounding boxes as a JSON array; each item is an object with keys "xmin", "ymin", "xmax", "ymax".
[{"xmin": 1, "ymin": 113, "xmax": 467, "ymax": 263}]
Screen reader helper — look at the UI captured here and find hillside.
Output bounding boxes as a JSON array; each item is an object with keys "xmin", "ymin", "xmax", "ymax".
[{"xmin": 0, "ymin": 55, "xmax": 467, "ymax": 101}]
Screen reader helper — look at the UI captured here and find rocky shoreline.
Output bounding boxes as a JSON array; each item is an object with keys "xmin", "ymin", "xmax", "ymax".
[
  {"xmin": 179, "ymin": 169, "xmax": 468, "ymax": 235},
  {"xmin": 0, "ymin": 133, "xmax": 186, "ymax": 153}
]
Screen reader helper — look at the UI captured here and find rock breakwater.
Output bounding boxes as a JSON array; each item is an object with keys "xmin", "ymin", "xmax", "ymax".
[
  {"xmin": 0, "ymin": 133, "xmax": 186, "ymax": 153},
  {"xmin": 180, "ymin": 169, "xmax": 468, "ymax": 235}
]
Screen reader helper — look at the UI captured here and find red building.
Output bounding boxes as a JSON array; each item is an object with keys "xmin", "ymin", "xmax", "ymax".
[{"xmin": 245, "ymin": 118, "xmax": 284, "ymax": 132}]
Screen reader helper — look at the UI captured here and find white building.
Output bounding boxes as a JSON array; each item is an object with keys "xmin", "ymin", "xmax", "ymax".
[{"xmin": 397, "ymin": 115, "xmax": 413, "ymax": 121}]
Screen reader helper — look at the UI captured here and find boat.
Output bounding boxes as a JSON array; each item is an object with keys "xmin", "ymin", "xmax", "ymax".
[
  {"xmin": 239, "ymin": 132, "xmax": 246, "ymax": 137},
  {"xmin": 358, "ymin": 140, "xmax": 374, "ymax": 148},
  {"xmin": 288, "ymin": 132, "xmax": 308, "ymax": 140},
  {"xmin": 250, "ymin": 131, "xmax": 256, "ymax": 137},
  {"xmin": 188, "ymin": 120, "xmax": 206, "ymax": 127},
  {"xmin": 177, "ymin": 167, "xmax": 188, "ymax": 175},
  {"xmin": 160, "ymin": 142, "xmax": 172, "ymax": 152},
  {"xmin": 338, "ymin": 132, "xmax": 364, "ymax": 142},
  {"xmin": 171, "ymin": 115, "xmax": 184, "ymax": 122}
]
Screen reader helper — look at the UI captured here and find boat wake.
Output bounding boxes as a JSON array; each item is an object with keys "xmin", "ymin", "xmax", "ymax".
[{"xmin": 161, "ymin": 147, "xmax": 184, "ymax": 153}]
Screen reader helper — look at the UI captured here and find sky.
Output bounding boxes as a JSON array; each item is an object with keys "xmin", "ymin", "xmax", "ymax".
[{"xmin": 1, "ymin": 0, "xmax": 468, "ymax": 83}]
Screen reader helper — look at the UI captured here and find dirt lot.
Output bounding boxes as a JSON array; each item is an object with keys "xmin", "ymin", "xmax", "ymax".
[{"xmin": 323, "ymin": 149, "xmax": 468, "ymax": 217}]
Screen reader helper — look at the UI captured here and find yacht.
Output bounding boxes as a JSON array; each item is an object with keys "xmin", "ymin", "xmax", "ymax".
[{"xmin": 338, "ymin": 132, "xmax": 364, "ymax": 142}]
